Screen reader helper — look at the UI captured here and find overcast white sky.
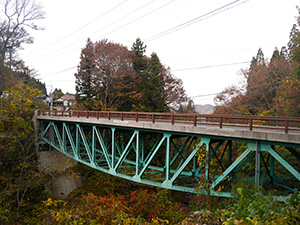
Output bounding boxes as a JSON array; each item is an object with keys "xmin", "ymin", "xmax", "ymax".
[{"xmin": 19, "ymin": 0, "xmax": 299, "ymax": 105}]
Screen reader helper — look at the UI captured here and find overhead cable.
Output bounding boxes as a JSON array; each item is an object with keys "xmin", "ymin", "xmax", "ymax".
[
  {"xmin": 145, "ymin": 0, "xmax": 249, "ymax": 42},
  {"xmin": 190, "ymin": 93, "xmax": 219, "ymax": 98},
  {"xmin": 171, "ymin": 61, "xmax": 250, "ymax": 71},
  {"xmin": 95, "ymin": 0, "xmax": 176, "ymax": 40},
  {"xmin": 28, "ymin": 0, "xmax": 174, "ymax": 62},
  {"xmin": 25, "ymin": 0, "xmax": 128, "ymax": 59},
  {"xmin": 43, "ymin": 60, "xmax": 250, "ymax": 79}
]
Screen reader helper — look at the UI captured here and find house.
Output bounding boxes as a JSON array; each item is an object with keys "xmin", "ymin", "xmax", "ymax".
[{"xmin": 55, "ymin": 92, "xmax": 76, "ymax": 110}]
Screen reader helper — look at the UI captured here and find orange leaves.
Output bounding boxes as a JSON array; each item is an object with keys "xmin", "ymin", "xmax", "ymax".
[
  {"xmin": 35, "ymin": 183, "xmax": 187, "ymax": 224},
  {"xmin": 214, "ymin": 51, "xmax": 299, "ymax": 116},
  {"xmin": 75, "ymin": 39, "xmax": 138, "ymax": 111}
]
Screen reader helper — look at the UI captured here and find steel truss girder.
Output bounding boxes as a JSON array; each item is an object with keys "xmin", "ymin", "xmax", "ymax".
[{"xmin": 40, "ymin": 120, "xmax": 300, "ymax": 198}]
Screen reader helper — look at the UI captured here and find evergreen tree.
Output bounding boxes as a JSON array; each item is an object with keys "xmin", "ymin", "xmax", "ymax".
[
  {"xmin": 271, "ymin": 47, "xmax": 280, "ymax": 62},
  {"xmin": 131, "ymin": 38, "xmax": 166, "ymax": 112},
  {"xmin": 131, "ymin": 38, "xmax": 147, "ymax": 73},
  {"xmin": 75, "ymin": 38, "xmax": 95, "ymax": 110},
  {"xmin": 249, "ymin": 48, "xmax": 265, "ymax": 72},
  {"xmin": 178, "ymin": 99, "xmax": 196, "ymax": 113},
  {"xmin": 140, "ymin": 53, "xmax": 165, "ymax": 112},
  {"xmin": 288, "ymin": 24, "xmax": 300, "ymax": 62},
  {"xmin": 280, "ymin": 46, "xmax": 288, "ymax": 59},
  {"xmin": 52, "ymin": 88, "xmax": 64, "ymax": 99}
]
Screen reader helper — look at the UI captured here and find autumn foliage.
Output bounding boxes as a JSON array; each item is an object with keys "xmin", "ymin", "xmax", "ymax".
[
  {"xmin": 0, "ymin": 63, "xmax": 48, "ymax": 223},
  {"xmin": 31, "ymin": 166, "xmax": 188, "ymax": 225},
  {"xmin": 75, "ymin": 38, "xmax": 187, "ymax": 112},
  {"xmin": 214, "ymin": 11, "xmax": 300, "ymax": 117}
]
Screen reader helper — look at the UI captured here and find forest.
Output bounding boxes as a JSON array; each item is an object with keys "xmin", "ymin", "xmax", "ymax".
[{"xmin": 0, "ymin": 0, "xmax": 300, "ymax": 224}]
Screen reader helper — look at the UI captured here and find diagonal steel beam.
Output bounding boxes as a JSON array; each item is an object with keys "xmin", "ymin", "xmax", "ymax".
[
  {"xmin": 134, "ymin": 134, "xmax": 167, "ymax": 180},
  {"xmin": 77, "ymin": 125, "xmax": 93, "ymax": 164},
  {"xmin": 52, "ymin": 122, "xmax": 63, "ymax": 150},
  {"xmin": 41, "ymin": 121, "xmax": 51, "ymax": 139},
  {"xmin": 63, "ymin": 123, "xmax": 76, "ymax": 156},
  {"xmin": 210, "ymin": 143, "xmax": 254, "ymax": 189},
  {"xmin": 165, "ymin": 138, "xmax": 211, "ymax": 185},
  {"xmin": 267, "ymin": 146, "xmax": 300, "ymax": 181},
  {"xmin": 94, "ymin": 126, "xmax": 112, "ymax": 169},
  {"xmin": 114, "ymin": 131, "xmax": 138, "ymax": 172}
]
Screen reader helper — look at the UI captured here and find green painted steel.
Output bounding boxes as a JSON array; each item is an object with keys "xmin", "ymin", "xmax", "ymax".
[{"xmin": 39, "ymin": 118, "xmax": 300, "ymax": 198}]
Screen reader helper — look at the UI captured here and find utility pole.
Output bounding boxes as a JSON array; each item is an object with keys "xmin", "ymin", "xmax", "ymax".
[{"xmin": 48, "ymin": 85, "xmax": 53, "ymax": 110}]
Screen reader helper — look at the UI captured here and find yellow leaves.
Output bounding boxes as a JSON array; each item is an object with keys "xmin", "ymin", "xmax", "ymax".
[
  {"xmin": 43, "ymin": 198, "xmax": 64, "ymax": 208},
  {"xmin": 43, "ymin": 198, "xmax": 54, "ymax": 207},
  {"xmin": 216, "ymin": 185, "xmax": 224, "ymax": 194},
  {"xmin": 152, "ymin": 217, "xmax": 169, "ymax": 224},
  {"xmin": 258, "ymin": 110, "xmax": 272, "ymax": 117},
  {"xmin": 1, "ymin": 82, "xmax": 41, "ymax": 116},
  {"xmin": 195, "ymin": 143, "xmax": 207, "ymax": 165},
  {"xmin": 223, "ymin": 217, "xmax": 259, "ymax": 225},
  {"xmin": 54, "ymin": 211, "xmax": 71, "ymax": 223}
]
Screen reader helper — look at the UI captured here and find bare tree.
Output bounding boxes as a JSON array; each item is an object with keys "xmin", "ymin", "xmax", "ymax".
[{"xmin": 0, "ymin": 0, "xmax": 45, "ymax": 65}]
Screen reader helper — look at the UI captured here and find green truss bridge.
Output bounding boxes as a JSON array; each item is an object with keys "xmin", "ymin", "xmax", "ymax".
[{"xmin": 36, "ymin": 110, "xmax": 300, "ymax": 198}]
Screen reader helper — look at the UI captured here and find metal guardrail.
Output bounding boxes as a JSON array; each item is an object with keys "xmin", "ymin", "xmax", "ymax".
[{"xmin": 37, "ymin": 110, "xmax": 300, "ymax": 134}]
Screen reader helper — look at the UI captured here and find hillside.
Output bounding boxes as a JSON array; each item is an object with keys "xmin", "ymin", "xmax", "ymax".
[{"xmin": 194, "ymin": 104, "xmax": 214, "ymax": 114}]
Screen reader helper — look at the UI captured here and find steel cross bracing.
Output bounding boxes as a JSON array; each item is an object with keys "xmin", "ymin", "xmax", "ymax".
[{"xmin": 40, "ymin": 119, "xmax": 300, "ymax": 198}]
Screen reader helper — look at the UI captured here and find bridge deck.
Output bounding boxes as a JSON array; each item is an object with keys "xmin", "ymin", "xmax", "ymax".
[{"xmin": 36, "ymin": 110, "xmax": 300, "ymax": 146}]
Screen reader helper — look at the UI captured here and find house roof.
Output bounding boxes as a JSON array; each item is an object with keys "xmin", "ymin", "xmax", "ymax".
[{"xmin": 60, "ymin": 92, "xmax": 75, "ymax": 101}]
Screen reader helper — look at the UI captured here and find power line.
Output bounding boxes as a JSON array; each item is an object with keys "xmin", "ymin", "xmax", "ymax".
[
  {"xmin": 41, "ymin": 60, "xmax": 250, "ymax": 81},
  {"xmin": 190, "ymin": 93, "xmax": 219, "ymax": 98},
  {"xmin": 171, "ymin": 61, "xmax": 250, "ymax": 72},
  {"xmin": 145, "ymin": 0, "xmax": 249, "ymax": 42},
  {"xmin": 44, "ymin": 66, "xmax": 77, "ymax": 77},
  {"xmin": 25, "ymin": 0, "xmax": 129, "ymax": 59},
  {"xmin": 46, "ymin": 79, "xmax": 75, "ymax": 82},
  {"xmin": 90, "ymin": 0, "xmax": 158, "ymax": 38},
  {"xmin": 32, "ymin": 0, "xmax": 156, "ymax": 61},
  {"xmin": 95, "ymin": 0, "xmax": 176, "ymax": 40},
  {"xmin": 26, "ymin": 0, "xmax": 248, "ymax": 64},
  {"xmin": 27, "ymin": 0, "xmax": 173, "ymax": 63}
]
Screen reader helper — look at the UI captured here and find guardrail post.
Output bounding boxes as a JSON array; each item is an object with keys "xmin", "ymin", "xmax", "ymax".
[
  {"xmin": 69, "ymin": 111, "xmax": 71, "ymax": 117},
  {"xmin": 97, "ymin": 111, "xmax": 99, "ymax": 119},
  {"xmin": 171, "ymin": 114, "xmax": 174, "ymax": 125},
  {"xmin": 121, "ymin": 112, "xmax": 123, "ymax": 121},
  {"xmin": 194, "ymin": 115, "xmax": 197, "ymax": 126},
  {"xmin": 108, "ymin": 111, "xmax": 111, "ymax": 120},
  {"xmin": 86, "ymin": 111, "xmax": 89, "ymax": 118},
  {"xmin": 55, "ymin": 110, "xmax": 57, "ymax": 116},
  {"xmin": 136, "ymin": 113, "xmax": 138, "ymax": 122},
  {"xmin": 152, "ymin": 113, "xmax": 155, "ymax": 124},
  {"xmin": 285, "ymin": 119, "xmax": 289, "ymax": 133},
  {"xmin": 250, "ymin": 118, "xmax": 253, "ymax": 131},
  {"xmin": 219, "ymin": 116, "xmax": 223, "ymax": 128}
]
